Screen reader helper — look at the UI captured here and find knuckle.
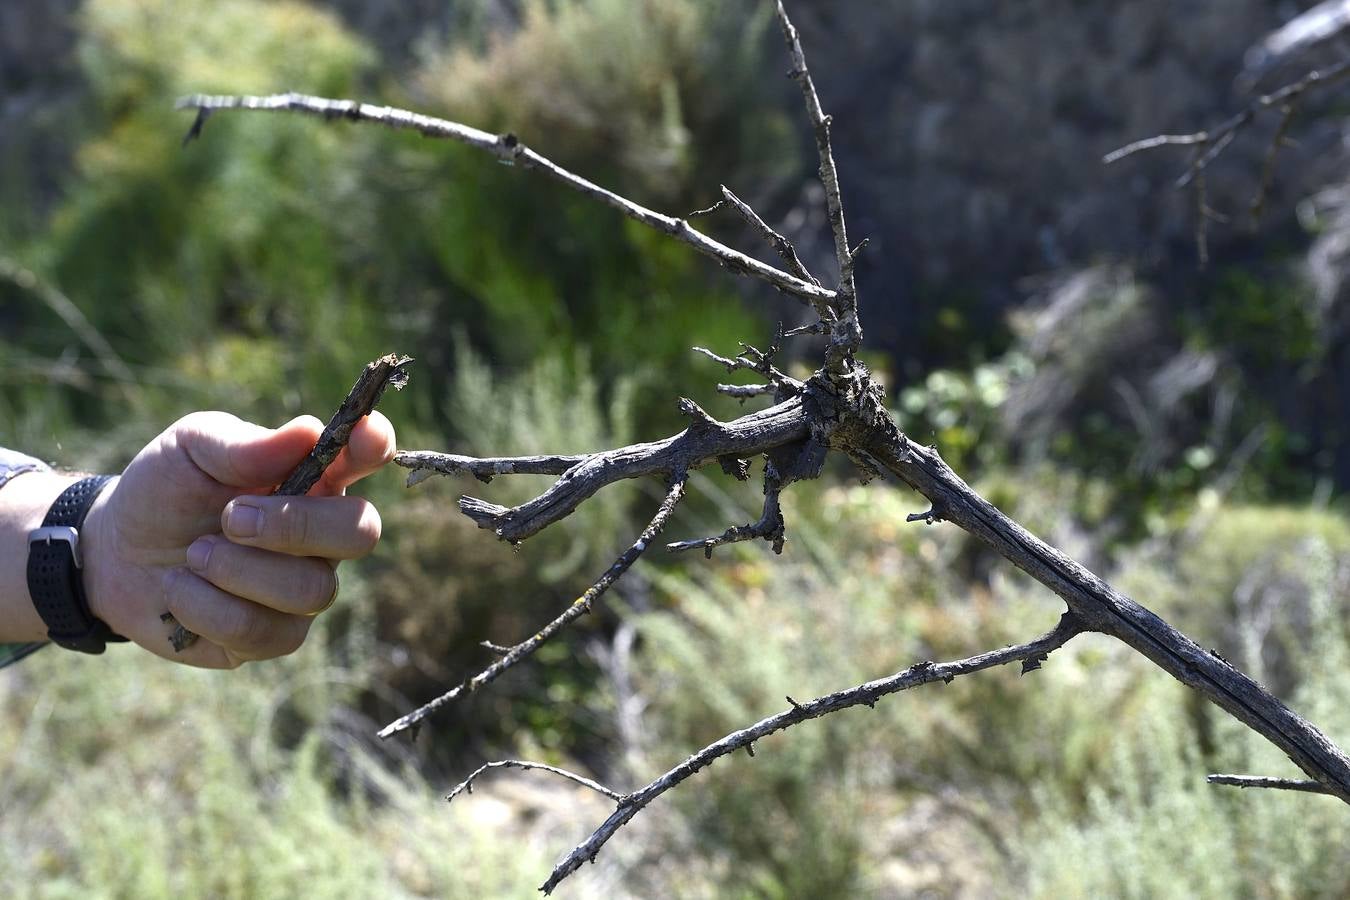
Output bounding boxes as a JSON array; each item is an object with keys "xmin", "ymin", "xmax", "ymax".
[
  {"xmin": 171, "ymin": 410, "xmax": 211, "ymax": 434},
  {"xmin": 163, "ymin": 567, "xmax": 197, "ymax": 614},
  {"xmin": 356, "ymin": 501, "xmax": 382, "ymax": 551},
  {"xmin": 280, "ymin": 500, "xmax": 312, "ymax": 550},
  {"xmin": 223, "ymin": 603, "xmax": 273, "ymax": 651}
]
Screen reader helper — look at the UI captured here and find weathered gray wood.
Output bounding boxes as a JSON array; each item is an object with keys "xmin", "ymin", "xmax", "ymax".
[{"xmin": 860, "ymin": 416, "xmax": 1350, "ymax": 803}]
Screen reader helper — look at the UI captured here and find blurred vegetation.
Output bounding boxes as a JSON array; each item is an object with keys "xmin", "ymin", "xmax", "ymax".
[{"xmin": 3, "ymin": 0, "xmax": 1350, "ymax": 897}]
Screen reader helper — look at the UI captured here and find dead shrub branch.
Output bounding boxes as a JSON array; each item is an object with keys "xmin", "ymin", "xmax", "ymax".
[{"xmin": 179, "ymin": 1, "xmax": 1350, "ymax": 891}]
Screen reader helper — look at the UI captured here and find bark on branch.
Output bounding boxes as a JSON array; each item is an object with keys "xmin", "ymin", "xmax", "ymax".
[
  {"xmin": 176, "ymin": 0, "xmax": 1350, "ymax": 891},
  {"xmin": 376, "ymin": 479, "xmax": 687, "ymax": 740},
  {"xmin": 177, "ymin": 93, "xmax": 837, "ymax": 315},
  {"xmin": 424, "ymin": 396, "xmax": 808, "ymax": 545},
  {"xmin": 539, "ymin": 612, "xmax": 1083, "ymax": 893}
]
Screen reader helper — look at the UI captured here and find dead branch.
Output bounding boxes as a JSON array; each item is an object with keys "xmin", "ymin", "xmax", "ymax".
[
  {"xmin": 376, "ymin": 479, "xmax": 687, "ymax": 740},
  {"xmin": 1206, "ymin": 774, "xmax": 1332, "ymax": 794},
  {"xmin": 177, "ymin": 0, "xmax": 1350, "ymax": 891},
  {"xmin": 1103, "ymin": 56, "xmax": 1350, "ymax": 173},
  {"xmin": 443, "ymin": 395, "xmax": 807, "ymax": 545},
  {"xmin": 446, "ymin": 760, "xmax": 624, "ymax": 804},
  {"xmin": 667, "ymin": 465, "xmax": 785, "ymax": 556},
  {"xmin": 176, "ymin": 93, "xmax": 837, "ymax": 318},
  {"xmin": 1105, "ymin": 53, "xmax": 1350, "ymax": 255},
  {"xmin": 540, "ymin": 613, "xmax": 1083, "ymax": 893},
  {"xmin": 717, "ymin": 184, "xmax": 821, "ymax": 288},
  {"xmin": 715, "ymin": 383, "xmax": 776, "ymax": 400},
  {"xmin": 774, "ymin": 0, "xmax": 862, "ymax": 378},
  {"xmin": 693, "ymin": 339, "xmax": 802, "ymax": 394},
  {"xmin": 856, "ymin": 417, "xmax": 1350, "ymax": 806},
  {"xmin": 393, "ymin": 450, "xmax": 587, "ymax": 485}
]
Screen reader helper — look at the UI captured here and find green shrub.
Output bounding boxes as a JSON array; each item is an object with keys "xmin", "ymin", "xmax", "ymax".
[{"xmin": 0, "ymin": 581, "xmax": 563, "ymax": 899}]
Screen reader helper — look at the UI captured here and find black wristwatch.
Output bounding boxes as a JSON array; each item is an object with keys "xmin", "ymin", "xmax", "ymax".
[{"xmin": 27, "ymin": 476, "xmax": 129, "ymax": 654}]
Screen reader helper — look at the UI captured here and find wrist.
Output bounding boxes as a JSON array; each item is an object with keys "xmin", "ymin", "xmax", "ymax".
[
  {"xmin": 80, "ymin": 476, "xmax": 120, "ymax": 632},
  {"xmin": 0, "ymin": 471, "xmax": 84, "ymax": 641}
]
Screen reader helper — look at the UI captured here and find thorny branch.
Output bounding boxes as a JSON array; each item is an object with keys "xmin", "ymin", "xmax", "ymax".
[
  {"xmin": 715, "ymin": 184, "xmax": 821, "ymax": 289},
  {"xmin": 667, "ymin": 464, "xmax": 785, "ymax": 556},
  {"xmin": 375, "ymin": 479, "xmax": 687, "ymax": 740},
  {"xmin": 447, "ymin": 760, "xmax": 624, "ymax": 804},
  {"xmin": 177, "ymin": 93, "xmax": 836, "ymax": 316},
  {"xmin": 774, "ymin": 0, "xmax": 862, "ymax": 377},
  {"xmin": 180, "ymin": 0, "xmax": 1350, "ymax": 892},
  {"xmin": 540, "ymin": 612, "xmax": 1083, "ymax": 893}
]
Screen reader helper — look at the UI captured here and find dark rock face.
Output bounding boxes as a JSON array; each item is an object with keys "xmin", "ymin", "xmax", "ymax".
[
  {"xmin": 5, "ymin": 1, "xmax": 1337, "ymax": 344},
  {"xmin": 785, "ymin": 0, "xmax": 1344, "ymax": 371},
  {"xmin": 0, "ymin": 0, "xmax": 83, "ymax": 212}
]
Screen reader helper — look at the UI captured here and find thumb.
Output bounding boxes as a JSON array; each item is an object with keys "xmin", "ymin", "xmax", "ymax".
[{"xmin": 175, "ymin": 412, "xmax": 323, "ymax": 489}]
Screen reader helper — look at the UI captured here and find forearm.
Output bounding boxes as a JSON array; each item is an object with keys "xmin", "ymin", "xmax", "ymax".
[{"xmin": 0, "ymin": 470, "xmax": 88, "ymax": 641}]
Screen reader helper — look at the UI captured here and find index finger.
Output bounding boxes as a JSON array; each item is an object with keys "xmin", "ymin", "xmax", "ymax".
[{"xmin": 309, "ymin": 411, "xmax": 397, "ymax": 497}]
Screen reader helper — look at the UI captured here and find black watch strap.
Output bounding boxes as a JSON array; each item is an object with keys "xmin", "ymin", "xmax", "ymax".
[{"xmin": 27, "ymin": 475, "xmax": 128, "ymax": 654}]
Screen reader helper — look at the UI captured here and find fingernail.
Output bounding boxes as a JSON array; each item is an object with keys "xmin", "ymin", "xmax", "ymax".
[
  {"xmin": 186, "ymin": 537, "xmax": 214, "ymax": 573},
  {"xmin": 225, "ymin": 500, "xmax": 262, "ymax": 538}
]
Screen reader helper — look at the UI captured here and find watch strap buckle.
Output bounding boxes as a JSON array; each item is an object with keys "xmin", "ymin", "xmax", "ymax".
[{"xmin": 28, "ymin": 525, "xmax": 83, "ymax": 568}]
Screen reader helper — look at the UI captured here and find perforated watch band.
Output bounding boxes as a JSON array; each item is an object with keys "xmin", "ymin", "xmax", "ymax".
[{"xmin": 27, "ymin": 476, "xmax": 128, "ymax": 654}]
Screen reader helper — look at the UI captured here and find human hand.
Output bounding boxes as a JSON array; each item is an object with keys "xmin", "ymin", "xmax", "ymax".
[{"xmin": 81, "ymin": 411, "xmax": 395, "ymax": 668}]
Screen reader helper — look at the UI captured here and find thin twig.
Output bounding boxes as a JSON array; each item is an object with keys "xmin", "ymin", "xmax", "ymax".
[
  {"xmin": 1104, "ymin": 55, "xmax": 1350, "ymax": 172},
  {"xmin": 394, "ymin": 450, "xmax": 587, "ymax": 485},
  {"xmin": 177, "ymin": 93, "xmax": 837, "ymax": 309},
  {"xmin": 1195, "ymin": 152, "xmax": 1211, "ymax": 268},
  {"xmin": 686, "ymin": 199, "xmax": 726, "ymax": 219},
  {"xmin": 716, "ymin": 383, "xmax": 776, "ymax": 400},
  {"xmin": 783, "ymin": 321, "xmax": 829, "ymax": 338},
  {"xmin": 774, "ymin": 1, "xmax": 863, "ymax": 372},
  {"xmin": 692, "ymin": 343, "xmax": 801, "ymax": 393},
  {"xmin": 378, "ymin": 478, "xmax": 688, "ymax": 740},
  {"xmin": 443, "ymin": 395, "xmax": 808, "ymax": 545},
  {"xmin": 1104, "ymin": 133, "xmax": 1209, "ymax": 163},
  {"xmin": 668, "ymin": 468, "xmax": 785, "ymax": 556},
  {"xmin": 1206, "ymin": 774, "xmax": 1332, "ymax": 794},
  {"xmin": 0, "ymin": 258, "xmax": 139, "ymax": 395},
  {"xmin": 447, "ymin": 760, "xmax": 624, "ymax": 804},
  {"xmin": 718, "ymin": 185, "xmax": 821, "ymax": 287},
  {"xmin": 540, "ymin": 613, "xmax": 1083, "ymax": 893},
  {"xmin": 1179, "ymin": 127, "xmax": 1239, "ymax": 189},
  {"xmin": 1250, "ymin": 102, "xmax": 1298, "ymax": 226},
  {"xmin": 167, "ymin": 354, "xmax": 413, "ymax": 650}
]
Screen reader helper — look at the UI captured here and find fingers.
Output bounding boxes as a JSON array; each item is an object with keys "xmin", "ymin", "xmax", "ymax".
[
  {"xmin": 164, "ymin": 568, "xmax": 313, "ymax": 665},
  {"xmin": 220, "ymin": 493, "xmax": 381, "ymax": 560},
  {"xmin": 171, "ymin": 409, "xmax": 396, "ymax": 497},
  {"xmin": 311, "ymin": 411, "xmax": 398, "ymax": 497},
  {"xmin": 185, "ymin": 536, "xmax": 337, "ymax": 616},
  {"xmin": 175, "ymin": 412, "xmax": 324, "ymax": 489}
]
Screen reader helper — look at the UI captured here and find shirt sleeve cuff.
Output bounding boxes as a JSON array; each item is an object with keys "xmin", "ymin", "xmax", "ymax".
[{"xmin": 0, "ymin": 448, "xmax": 51, "ymax": 491}]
